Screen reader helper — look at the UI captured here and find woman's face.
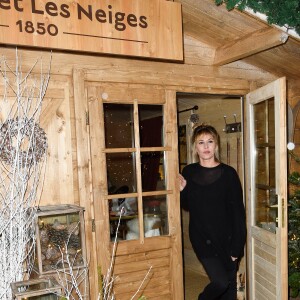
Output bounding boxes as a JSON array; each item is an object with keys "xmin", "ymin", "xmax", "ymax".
[{"xmin": 195, "ymin": 133, "xmax": 218, "ymax": 161}]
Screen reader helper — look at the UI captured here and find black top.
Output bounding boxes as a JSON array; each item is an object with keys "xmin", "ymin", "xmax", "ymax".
[{"xmin": 180, "ymin": 163, "xmax": 246, "ymax": 268}]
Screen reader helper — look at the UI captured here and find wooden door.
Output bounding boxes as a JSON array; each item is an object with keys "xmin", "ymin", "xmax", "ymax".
[
  {"xmin": 87, "ymin": 83, "xmax": 183, "ymax": 300},
  {"xmin": 245, "ymin": 77, "xmax": 288, "ymax": 299}
]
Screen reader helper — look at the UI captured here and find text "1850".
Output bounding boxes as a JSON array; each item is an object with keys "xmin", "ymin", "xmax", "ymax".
[{"xmin": 16, "ymin": 20, "xmax": 58, "ymax": 36}]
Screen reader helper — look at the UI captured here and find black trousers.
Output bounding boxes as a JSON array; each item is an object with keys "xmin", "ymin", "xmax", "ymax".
[{"xmin": 198, "ymin": 257, "xmax": 237, "ymax": 300}]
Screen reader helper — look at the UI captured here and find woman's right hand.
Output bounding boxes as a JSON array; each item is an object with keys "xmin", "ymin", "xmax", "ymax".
[{"xmin": 178, "ymin": 174, "xmax": 187, "ymax": 191}]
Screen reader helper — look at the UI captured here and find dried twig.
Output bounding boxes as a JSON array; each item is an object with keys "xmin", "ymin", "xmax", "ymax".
[
  {"xmin": 49, "ymin": 222, "xmax": 89, "ymax": 300},
  {"xmin": 98, "ymin": 207, "xmax": 152, "ymax": 300},
  {"xmin": 130, "ymin": 266, "xmax": 153, "ymax": 300}
]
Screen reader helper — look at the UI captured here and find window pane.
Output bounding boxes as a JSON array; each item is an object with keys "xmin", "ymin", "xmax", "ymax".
[
  {"xmin": 106, "ymin": 153, "xmax": 136, "ymax": 194},
  {"xmin": 143, "ymin": 195, "xmax": 168, "ymax": 236},
  {"xmin": 104, "ymin": 103, "xmax": 134, "ymax": 148},
  {"xmin": 141, "ymin": 151, "xmax": 166, "ymax": 192},
  {"xmin": 37, "ymin": 212, "xmax": 85, "ymax": 272}
]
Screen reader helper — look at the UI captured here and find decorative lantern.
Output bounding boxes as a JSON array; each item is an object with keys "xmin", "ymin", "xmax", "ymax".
[
  {"xmin": 11, "ymin": 277, "xmax": 62, "ymax": 299},
  {"xmin": 35, "ymin": 204, "xmax": 86, "ymax": 275}
]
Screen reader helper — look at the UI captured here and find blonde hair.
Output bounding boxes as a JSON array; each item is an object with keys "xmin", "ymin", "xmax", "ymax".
[{"xmin": 192, "ymin": 124, "xmax": 220, "ymax": 161}]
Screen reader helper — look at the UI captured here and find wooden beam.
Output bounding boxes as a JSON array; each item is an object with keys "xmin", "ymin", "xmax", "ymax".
[{"xmin": 213, "ymin": 27, "xmax": 289, "ymax": 66}]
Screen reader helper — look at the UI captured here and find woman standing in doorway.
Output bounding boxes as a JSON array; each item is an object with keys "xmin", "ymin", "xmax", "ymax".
[{"xmin": 179, "ymin": 124, "xmax": 246, "ymax": 300}]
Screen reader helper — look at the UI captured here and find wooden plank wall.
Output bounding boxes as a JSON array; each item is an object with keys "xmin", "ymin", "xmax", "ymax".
[
  {"xmin": 39, "ymin": 77, "xmax": 78, "ymax": 205},
  {"xmin": 0, "ymin": 74, "xmax": 77, "ymax": 206}
]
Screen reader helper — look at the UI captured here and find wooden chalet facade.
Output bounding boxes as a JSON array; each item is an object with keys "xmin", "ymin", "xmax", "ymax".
[{"xmin": 0, "ymin": 0, "xmax": 299, "ymax": 299}]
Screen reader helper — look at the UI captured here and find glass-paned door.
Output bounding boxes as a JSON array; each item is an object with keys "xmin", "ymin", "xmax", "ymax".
[
  {"xmin": 245, "ymin": 78, "xmax": 287, "ymax": 299},
  {"xmin": 87, "ymin": 85, "xmax": 183, "ymax": 300}
]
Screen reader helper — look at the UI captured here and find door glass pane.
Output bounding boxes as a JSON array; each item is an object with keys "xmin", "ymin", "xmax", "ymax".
[
  {"xmin": 141, "ymin": 151, "xmax": 166, "ymax": 192},
  {"xmin": 269, "ymin": 148, "xmax": 275, "ymax": 187},
  {"xmin": 139, "ymin": 104, "xmax": 165, "ymax": 193},
  {"xmin": 108, "ymin": 197, "xmax": 138, "ymax": 241},
  {"xmin": 106, "ymin": 152, "xmax": 136, "ymax": 194},
  {"xmin": 103, "ymin": 103, "xmax": 134, "ymax": 148},
  {"xmin": 253, "ymin": 97, "xmax": 277, "ymax": 233},
  {"xmin": 254, "ymin": 101, "xmax": 267, "ymax": 144},
  {"xmin": 143, "ymin": 195, "xmax": 168, "ymax": 236},
  {"xmin": 256, "ymin": 148, "xmax": 268, "ymax": 186},
  {"xmin": 139, "ymin": 104, "xmax": 163, "ymax": 147}
]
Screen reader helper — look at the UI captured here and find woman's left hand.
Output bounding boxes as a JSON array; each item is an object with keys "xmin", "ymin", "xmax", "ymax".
[{"xmin": 231, "ymin": 256, "xmax": 237, "ymax": 261}]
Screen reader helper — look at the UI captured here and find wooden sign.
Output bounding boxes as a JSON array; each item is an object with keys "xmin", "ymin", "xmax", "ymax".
[{"xmin": 0, "ymin": 0, "xmax": 183, "ymax": 61}]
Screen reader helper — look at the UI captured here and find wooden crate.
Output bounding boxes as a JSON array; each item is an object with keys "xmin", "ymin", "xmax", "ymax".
[{"xmin": 11, "ymin": 277, "xmax": 62, "ymax": 299}]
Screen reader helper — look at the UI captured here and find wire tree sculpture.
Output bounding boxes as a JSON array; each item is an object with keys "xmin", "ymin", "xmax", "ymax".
[{"xmin": 0, "ymin": 50, "xmax": 50, "ymax": 299}]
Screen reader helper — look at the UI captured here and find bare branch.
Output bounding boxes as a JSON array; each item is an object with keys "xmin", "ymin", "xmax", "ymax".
[{"xmin": 0, "ymin": 50, "xmax": 49, "ymax": 299}]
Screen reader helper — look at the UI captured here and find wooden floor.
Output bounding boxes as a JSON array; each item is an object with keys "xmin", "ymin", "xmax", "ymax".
[
  {"xmin": 184, "ymin": 269, "xmax": 247, "ymax": 300},
  {"xmin": 184, "ymin": 270, "xmax": 299, "ymax": 300},
  {"xmin": 184, "ymin": 268, "xmax": 209, "ymax": 300}
]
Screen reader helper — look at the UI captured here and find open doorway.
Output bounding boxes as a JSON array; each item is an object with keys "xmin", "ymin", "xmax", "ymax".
[{"xmin": 176, "ymin": 92, "xmax": 246, "ymax": 300}]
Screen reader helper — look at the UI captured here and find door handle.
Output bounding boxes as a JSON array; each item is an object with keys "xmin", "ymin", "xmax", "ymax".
[
  {"xmin": 275, "ymin": 196, "xmax": 285, "ymax": 228},
  {"xmin": 268, "ymin": 204, "xmax": 278, "ymax": 208},
  {"xmin": 281, "ymin": 198, "xmax": 285, "ymax": 228}
]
